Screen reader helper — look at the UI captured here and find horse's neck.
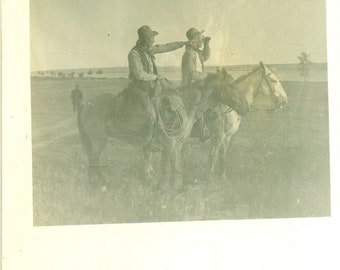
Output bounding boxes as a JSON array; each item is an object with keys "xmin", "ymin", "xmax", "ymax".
[{"xmin": 233, "ymin": 70, "xmax": 261, "ymax": 101}]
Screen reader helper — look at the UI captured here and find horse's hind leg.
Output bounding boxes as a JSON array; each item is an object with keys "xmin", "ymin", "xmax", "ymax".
[
  {"xmin": 81, "ymin": 126, "xmax": 108, "ymax": 188},
  {"xmin": 157, "ymin": 139, "xmax": 174, "ymax": 190},
  {"xmin": 171, "ymin": 143, "xmax": 184, "ymax": 191}
]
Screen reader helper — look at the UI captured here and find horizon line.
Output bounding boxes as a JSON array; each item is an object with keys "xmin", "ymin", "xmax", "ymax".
[{"xmin": 31, "ymin": 61, "xmax": 328, "ymax": 72}]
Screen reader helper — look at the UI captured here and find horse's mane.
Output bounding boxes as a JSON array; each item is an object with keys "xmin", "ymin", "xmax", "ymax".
[
  {"xmin": 232, "ymin": 66, "xmax": 260, "ymax": 84},
  {"xmin": 205, "ymin": 73, "xmax": 219, "ymax": 83}
]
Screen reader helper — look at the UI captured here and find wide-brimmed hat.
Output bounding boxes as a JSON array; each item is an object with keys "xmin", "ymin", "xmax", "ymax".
[
  {"xmin": 137, "ymin": 25, "xmax": 159, "ymax": 40},
  {"xmin": 186, "ymin": 27, "xmax": 205, "ymax": 40}
]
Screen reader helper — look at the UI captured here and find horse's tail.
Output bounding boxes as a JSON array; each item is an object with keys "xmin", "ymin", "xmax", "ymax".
[
  {"xmin": 77, "ymin": 103, "xmax": 94, "ymax": 157},
  {"xmin": 73, "ymin": 89, "xmax": 92, "ymax": 155}
]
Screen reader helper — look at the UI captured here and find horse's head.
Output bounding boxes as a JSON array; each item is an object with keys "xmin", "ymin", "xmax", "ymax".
[
  {"xmin": 219, "ymin": 62, "xmax": 288, "ymax": 115},
  {"xmin": 253, "ymin": 62, "xmax": 288, "ymax": 111}
]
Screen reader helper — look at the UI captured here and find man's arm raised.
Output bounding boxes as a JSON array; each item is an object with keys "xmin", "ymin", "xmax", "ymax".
[{"xmin": 150, "ymin": 41, "xmax": 188, "ymax": 54}]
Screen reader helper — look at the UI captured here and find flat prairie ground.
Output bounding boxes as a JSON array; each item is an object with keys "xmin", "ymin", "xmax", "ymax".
[{"xmin": 31, "ymin": 78, "xmax": 330, "ymax": 226}]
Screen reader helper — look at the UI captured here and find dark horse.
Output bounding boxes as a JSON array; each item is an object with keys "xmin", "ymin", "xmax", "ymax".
[{"xmin": 76, "ymin": 70, "xmax": 234, "ymax": 190}]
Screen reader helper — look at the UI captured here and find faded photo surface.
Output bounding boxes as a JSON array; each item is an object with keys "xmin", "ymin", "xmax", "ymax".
[{"xmin": 30, "ymin": 0, "xmax": 330, "ymax": 226}]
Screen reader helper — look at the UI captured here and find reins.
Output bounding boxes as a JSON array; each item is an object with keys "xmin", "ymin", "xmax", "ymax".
[
  {"xmin": 254, "ymin": 69, "xmax": 278, "ymax": 100},
  {"xmin": 161, "ymin": 78, "xmax": 209, "ymax": 116}
]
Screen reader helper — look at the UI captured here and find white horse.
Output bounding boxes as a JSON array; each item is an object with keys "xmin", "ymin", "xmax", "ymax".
[{"xmin": 201, "ymin": 62, "xmax": 288, "ymax": 180}]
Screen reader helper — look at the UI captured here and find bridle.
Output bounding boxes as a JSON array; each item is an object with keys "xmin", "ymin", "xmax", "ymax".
[{"xmin": 254, "ymin": 66, "xmax": 277, "ymax": 99}]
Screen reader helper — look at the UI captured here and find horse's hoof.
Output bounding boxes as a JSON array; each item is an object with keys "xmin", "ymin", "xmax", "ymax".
[
  {"xmin": 174, "ymin": 179, "xmax": 184, "ymax": 192},
  {"xmin": 176, "ymin": 186, "xmax": 186, "ymax": 194},
  {"xmin": 145, "ymin": 165, "xmax": 154, "ymax": 175},
  {"xmin": 220, "ymin": 173, "xmax": 228, "ymax": 182},
  {"xmin": 153, "ymin": 181, "xmax": 170, "ymax": 192},
  {"xmin": 143, "ymin": 172, "xmax": 153, "ymax": 182},
  {"xmin": 152, "ymin": 182, "xmax": 162, "ymax": 192},
  {"xmin": 207, "ymin": 173, "xmax": 214, "ymax": 183},
  {"xmin": 150, "ymin": 142, "xmax": 163, "ymax": 152}
]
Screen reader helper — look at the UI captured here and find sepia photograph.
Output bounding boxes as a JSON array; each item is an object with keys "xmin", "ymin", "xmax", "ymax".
[
  {"xmin": 2, "ymin": 0, "xmax": 340, "ymax": 269},
  {"xmin": 29, "ymin": 0, "xmax": 330, "ymax": 226}
]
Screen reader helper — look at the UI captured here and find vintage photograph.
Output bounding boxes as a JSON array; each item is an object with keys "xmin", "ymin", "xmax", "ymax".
[{"xmin": 30, "ymin": 0, "xmax": 330, "ymax": 226}]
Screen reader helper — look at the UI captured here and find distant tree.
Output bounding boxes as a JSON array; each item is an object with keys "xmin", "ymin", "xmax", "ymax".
[
  {"xmin": 58, "ymin": 71, "xmax": 65, "ymax": 77},
  {"xmin": 96, "ymin": 68, "xmax": 103, "ymax": 74},
  {"xmin": 88, "ymin": 69, "xmax": 93, "ymax": 75},
  {"xmin": 78, "ymin": 72, "xmax": 84, "ymax": 78},
  {"xmin": 298, "ymin": 52, "xmax": 312, "ymax": 81},
  {"xmin": 68, "ymin": 71, "xmax": 75, "ymax": 78}
]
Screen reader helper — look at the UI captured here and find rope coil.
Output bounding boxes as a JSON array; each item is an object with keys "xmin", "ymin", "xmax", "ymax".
[{"xmin": 153, "ymin": 93, "xmax": 186, "ymax": 139}]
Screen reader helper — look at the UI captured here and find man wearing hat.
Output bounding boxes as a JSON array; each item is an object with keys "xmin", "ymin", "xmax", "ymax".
[
  {"xmin": 128, "ymin": 25, "xmax": 187, "ymax": 92},
  {"xmin": 182, "ymin": 28, "xmax": 211, "ymax": 142},
  {"xmin": 181, "ymin": 27, "xmax": 211, "ymax": 86},
  {"xmin": 127, "ymin": 25, "xmax": 187, "ymax": 150}
]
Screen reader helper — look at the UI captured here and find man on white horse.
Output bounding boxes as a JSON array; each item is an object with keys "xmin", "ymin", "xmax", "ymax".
[
  {"xmin": 181, "ymin": 28, "xmax": 212, "ymax": 141},
  {"xmin": 181, "ymin": 28, "xmax": 211, "ymax": 86}
]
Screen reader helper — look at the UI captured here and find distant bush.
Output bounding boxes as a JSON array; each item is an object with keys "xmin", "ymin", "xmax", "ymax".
[
  {"xmin": 298, "ymin": 52, "xmax": 312, "ymax": 81},
  {"xmin": 96, "ymin": 69, "xmax": 103, "ymax": 74},
  {"xmin": 88, "ymin": 70, "xmax": 93, "ymax": 75},
  {"xmin": 79, "ymin": 72, "xmax": 84, "ymax": 78},
  {"xmin": 58, "ymin": 71, "xmax": 65, "ymax": 77}
]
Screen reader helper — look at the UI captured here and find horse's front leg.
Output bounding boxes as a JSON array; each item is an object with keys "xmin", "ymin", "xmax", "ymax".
[
  {"xmin": 143, "ymin": 146, "xmax": 154, "ymax": 187},
  {"xmin": 219, "ymin": 136, "xmax": 232, "ymax": 182},
  {"xmin": 209, "ymin": 136, "xmax": 223, "ymax": 182},
  {"xmin": 171, "ymin": 143, "xmax": 184, "ymax": 191},
  {"xmin": 219, "ymin": 112, "xmax": 240, "ymax": 181},
  {"xmin": 157, "ymin": 140, "xmax": 173, "ymax": 190}
]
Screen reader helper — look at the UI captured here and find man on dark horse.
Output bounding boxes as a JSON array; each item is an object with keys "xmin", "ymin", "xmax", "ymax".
[
  {"xmin": 127, "ymin": 25, "xmax": 188, "ymax": 148},
  {"xmin": 181, "ymin": 27, "xmax": 212, "ymax": 141}
]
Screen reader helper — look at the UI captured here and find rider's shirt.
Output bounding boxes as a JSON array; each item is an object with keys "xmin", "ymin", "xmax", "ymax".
[
  {"xmin": 181, "ymin": 44, "xmax": 210, "ymax": 86},
  {"xmin": 128, "ymin": 42, "xmax": 185, "ymax": 87}
]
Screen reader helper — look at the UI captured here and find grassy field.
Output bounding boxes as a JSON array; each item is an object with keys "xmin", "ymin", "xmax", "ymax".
[{"xmin": 31, "ymin": 78, "xmax": 330, "ymax": 226}]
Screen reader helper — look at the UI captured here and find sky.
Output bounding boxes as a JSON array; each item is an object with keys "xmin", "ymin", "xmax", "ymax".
[{"xmin": 30, "ymin": 0, "xmax": 327, "ymax": 71}]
